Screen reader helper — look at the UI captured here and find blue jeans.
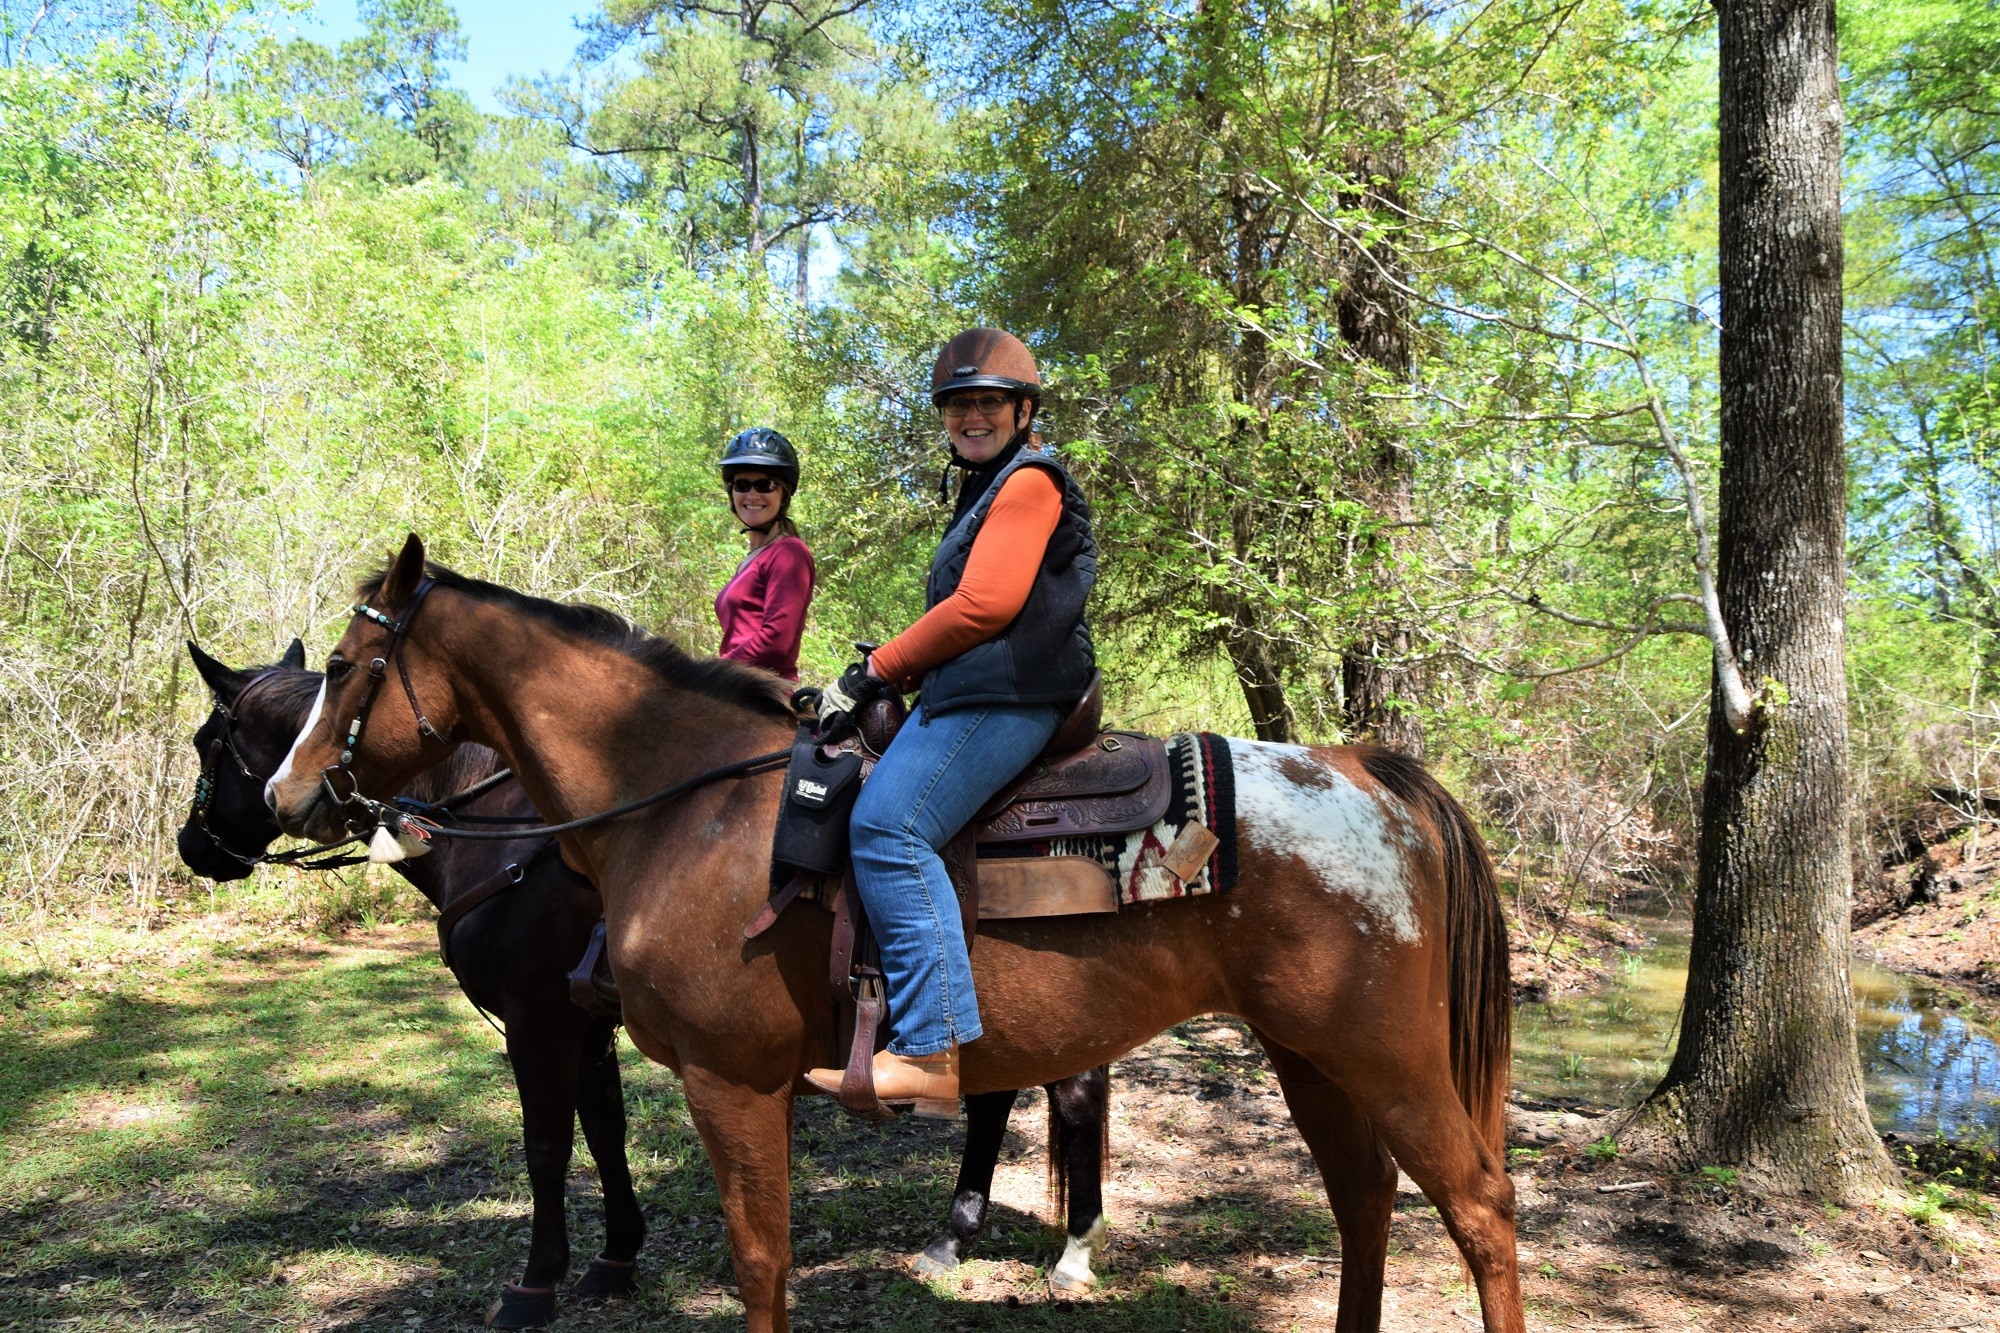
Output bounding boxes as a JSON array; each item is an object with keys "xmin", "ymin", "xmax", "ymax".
[{"xmin": 849, "ymin": 700, "xmax": 1062, "ymax": 1056}]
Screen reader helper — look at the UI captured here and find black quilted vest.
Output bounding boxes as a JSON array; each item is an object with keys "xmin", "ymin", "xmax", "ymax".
[{"xmin": 921, "ymin": 447, "xmax": 1096, "ymax": 713}]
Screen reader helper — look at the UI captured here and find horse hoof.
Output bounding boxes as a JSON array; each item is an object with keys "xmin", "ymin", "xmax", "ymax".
[
  {"xmin": 571, "ymin": 1256, "xmax": 639, "ymax": 1298},
  {"xmin": 484, "ymin": 1283, "xmax": 556, "ymax": 1329},
  {"xmin": 908, "ymin": 1243, "xmax": 961, "ymax": 1280},
  {"xmin": 1048, "ymin": 1265, "xmax": 1098, "ymax": 1295}
]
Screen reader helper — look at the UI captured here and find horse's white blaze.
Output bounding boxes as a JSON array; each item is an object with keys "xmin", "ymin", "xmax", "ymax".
[
  {"xmin": 1228, "ymin": 738, "xmax": 1420, "ymax": 942},
  {"xmin": 265, "ymin": 680, "xmax": 326, "ymax": 809},
  {"xmin": 1051, "ymin": 1214, "xmax": 1107, "ymax": 1291}
]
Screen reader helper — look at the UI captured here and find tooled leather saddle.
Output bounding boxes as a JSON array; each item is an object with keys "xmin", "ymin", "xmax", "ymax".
[{"xmin": 742, "ymin": 672, "xmax": 1169, "ymax": 1118}]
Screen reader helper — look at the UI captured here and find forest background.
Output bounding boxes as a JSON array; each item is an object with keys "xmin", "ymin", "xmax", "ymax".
[{"xmin": 1, "ymin": 0, "xmax": 1995, "ymax": 940}]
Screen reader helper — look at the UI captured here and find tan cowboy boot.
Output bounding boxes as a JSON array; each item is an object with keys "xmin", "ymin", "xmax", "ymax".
[{"xmin": 805, "ymin": 1045, "xmax": 960, "ymax": 1120}]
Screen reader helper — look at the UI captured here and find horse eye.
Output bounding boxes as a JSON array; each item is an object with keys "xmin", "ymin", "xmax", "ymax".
[{"xmin": 326, "ymin": 656, "xmax": 354, "ymax": 683}]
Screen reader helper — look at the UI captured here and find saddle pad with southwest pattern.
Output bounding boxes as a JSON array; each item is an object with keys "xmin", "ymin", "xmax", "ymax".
[{"xmin": 981, "ymin": 732, "xmax": 1237, "ymax": 906}]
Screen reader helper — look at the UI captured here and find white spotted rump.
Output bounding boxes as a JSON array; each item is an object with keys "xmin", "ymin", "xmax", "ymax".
[
  {"xmin": 1228, "ymin": 738, "xmax": 1421, "ymax": 942},
  {"xmin": 264, "ymin": 679, "xmax": 326, "ymax": 809}
]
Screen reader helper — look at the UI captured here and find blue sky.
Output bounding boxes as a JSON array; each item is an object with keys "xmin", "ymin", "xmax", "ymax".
[{"xmin": 289, "ymin": 1, "xmax": 600, "ymax": 112}]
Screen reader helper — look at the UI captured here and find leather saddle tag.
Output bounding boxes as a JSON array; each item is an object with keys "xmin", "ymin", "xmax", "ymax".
[{"xmin": 1160, "ymin": 822, "xmax": 1220, "ymax": 885}]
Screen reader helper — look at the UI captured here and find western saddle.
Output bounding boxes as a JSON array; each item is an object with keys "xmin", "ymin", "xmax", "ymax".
[{"xmin": 742, "ymin": 672, "xmax": 1171, "ymax": 1118}]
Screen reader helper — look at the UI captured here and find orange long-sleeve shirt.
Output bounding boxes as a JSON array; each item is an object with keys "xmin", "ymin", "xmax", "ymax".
[{"xmin": 869, "ymin": 466, "xmax": 1063, "ymax": 688}]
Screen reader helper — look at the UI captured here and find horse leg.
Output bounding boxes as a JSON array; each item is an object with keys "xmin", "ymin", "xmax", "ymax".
[
  {"xmin": 679, "ymin": 1066, "xmax": 796, "ymax": 1333},
  {"xmin": 1047, "ymin": 1066, "xmax": 1110, "ymax": 1294},
  {"xmin": 571, "ymin": 1018, "xmax": 644, "ymax": 1298},
  {"xmin": 912, "ymin": 1089, "xmax": 1015, "ymax": 1278},
  {"xmin": 1253, "ymin": 1032, "xmax": 1396, "ymax": 1332},
  {"xmin": 1339, "ymin": 1066, "xmax": 1524, "ymax": 1333},
  {"xmin": 486, "ymin": 1012, "xmax": 583, "ymax": 1330}
]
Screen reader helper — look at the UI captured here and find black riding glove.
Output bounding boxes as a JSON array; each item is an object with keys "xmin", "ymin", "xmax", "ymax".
[{"xmin": 816, "ymin": 661, "xmax": 887, "ymax": 738}]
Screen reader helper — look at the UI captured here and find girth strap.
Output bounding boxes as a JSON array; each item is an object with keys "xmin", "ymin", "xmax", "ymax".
[{"xmin": 742, "ymin": 871, "xmax": 817, "ymax": 942}]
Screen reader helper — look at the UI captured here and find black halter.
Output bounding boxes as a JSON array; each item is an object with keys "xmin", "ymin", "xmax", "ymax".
[{"xmin": 317, "ymin": 576, "xmax": 448, "ymax": 827}]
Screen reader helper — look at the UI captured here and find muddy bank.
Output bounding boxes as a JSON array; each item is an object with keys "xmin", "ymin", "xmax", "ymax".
[
  {"xmin": 1507, "ymin": 894, "xmax": 1651, "ymax": 1003},
  {"xmin": 1857, "ymin": 817, "xmax": 2000, "ymax": 1028},
  {"xmin": 929, "ymin": 1018, "xmax": 2000, "ymax": 1331}
]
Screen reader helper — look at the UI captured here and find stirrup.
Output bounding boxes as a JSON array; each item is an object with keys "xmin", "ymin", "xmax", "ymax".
[{"xmin": 834, "ymin": 970, "xmax": 894, "ymax": 1122}]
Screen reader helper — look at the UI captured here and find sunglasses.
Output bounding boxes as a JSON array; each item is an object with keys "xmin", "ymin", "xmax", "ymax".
[
  {"xmin": 940, "ymin": 393, "xmax": 1016, "ymax": 420},
  {"xmin": 729, "ymin": 477, "xmax": 783, "ymax": 494}
]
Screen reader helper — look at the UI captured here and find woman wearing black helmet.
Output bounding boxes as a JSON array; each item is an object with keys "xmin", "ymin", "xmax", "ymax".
[
  {"xmin": 807, "ymin": 329, "xmax": 1095, "ymax": 1115},
  {"xmin": 715, "ymin": 427, "xmax": 815, "ymax": 681}
]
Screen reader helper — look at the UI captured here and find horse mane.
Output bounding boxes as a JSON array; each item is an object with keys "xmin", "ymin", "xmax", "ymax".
[
  {"xmin": 402, "ymin": 743, "xmax": 507, "ymax": 807},
  {"xmin": 356, "ymin": 562, "xmax": 796, "ymax": 722},
  {"xmin": 238, "ymin": 668, "xmax": 506, "ymax": 803}
]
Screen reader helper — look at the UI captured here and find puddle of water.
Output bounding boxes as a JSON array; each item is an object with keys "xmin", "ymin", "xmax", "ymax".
[{"xmin": 1513, "ymin": 904, "xmax": 2000, "ymax": 1139}]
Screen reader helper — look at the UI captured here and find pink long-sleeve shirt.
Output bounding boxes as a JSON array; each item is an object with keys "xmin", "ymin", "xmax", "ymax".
[{"xmin": 715, "ymin": 535, "xmax": 815, "ymax": 680}]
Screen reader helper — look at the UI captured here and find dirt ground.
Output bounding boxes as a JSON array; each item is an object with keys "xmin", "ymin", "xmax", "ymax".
[
  {"xmin": 5, "ymin": 906, "xmax": 1998, "ymax": 1331},
  {"xmin": 1059, "ymin": 1019, "xmax": 2000, "ymax": 1331}
]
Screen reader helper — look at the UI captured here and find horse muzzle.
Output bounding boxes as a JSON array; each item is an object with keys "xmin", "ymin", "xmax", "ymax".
[{"xmin": 266, "ymin": 772, "xmax": 343, "ymax": 843}]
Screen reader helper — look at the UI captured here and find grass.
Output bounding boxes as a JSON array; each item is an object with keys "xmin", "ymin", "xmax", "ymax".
[{"xmin": 0, "ymin": 902, "xmax": 1269, "ymax": 1331}]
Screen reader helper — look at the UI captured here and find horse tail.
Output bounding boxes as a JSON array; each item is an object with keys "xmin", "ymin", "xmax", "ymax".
[{"xmin": 1356, "ymin": 747, "xmax": 1511, "ymax": 1156}]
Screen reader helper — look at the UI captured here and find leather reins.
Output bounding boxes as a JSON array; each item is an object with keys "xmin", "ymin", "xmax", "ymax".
[{"xmin": 316, "ymin": 576, "xmax": 790, "ymax": 846}]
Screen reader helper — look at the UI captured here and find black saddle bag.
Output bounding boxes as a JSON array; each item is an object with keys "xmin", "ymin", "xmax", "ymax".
[{"xmin": 771, "ymin": 725, "xmax": 865, "ymax": 879}]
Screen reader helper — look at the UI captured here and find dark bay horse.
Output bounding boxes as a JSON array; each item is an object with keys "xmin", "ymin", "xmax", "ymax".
[
  {"xmin": 181, "ymin": 644, "xmax": 1115, "ymax": 1307},
  {"xmin": 266, "ymin": 536, "xmax": 1521, "ymax": 1333},
  {"xmin": 180, "ymin": 641, "xmax": 641, "ymax": 1329}
]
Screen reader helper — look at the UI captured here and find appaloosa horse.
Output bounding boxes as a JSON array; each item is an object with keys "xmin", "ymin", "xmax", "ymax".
[
  {"xmin": 183, "ymin": 643, "xmax": 1117, "ymax": 1304},
  {"xmin": 267, "ymin": 536, "xmax": 1521, "ymax": 1333}
]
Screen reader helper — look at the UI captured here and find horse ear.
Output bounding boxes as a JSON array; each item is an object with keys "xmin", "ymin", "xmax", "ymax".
[
  {"xmin": 188, "ymin": 640, "xmax": 247, "ymax": 702},
  {"xmin": 281, "ymin": 637, "xmax": 306, "ymax": 670},
  {"xmin": 381, "ymin": 532, "xmax": 427, "ymax": 604}
]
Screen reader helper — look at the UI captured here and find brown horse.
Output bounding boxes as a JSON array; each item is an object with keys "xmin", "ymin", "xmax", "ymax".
[{"xmin": 267, "ymin": 535, "xmax": 1522, "ymax": 1333}]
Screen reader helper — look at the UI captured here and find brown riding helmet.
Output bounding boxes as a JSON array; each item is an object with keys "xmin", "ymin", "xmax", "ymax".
[{"xmin": 930, "ymin": 328, "xmax": 1042, "ymax": 405}]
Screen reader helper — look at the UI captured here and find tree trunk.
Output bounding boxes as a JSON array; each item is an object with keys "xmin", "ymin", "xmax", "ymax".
[
  {"xmin": 1334, "ymin": 0, "xmax": 1421, "ymax": 757},
  {"xmin": 1222, "ymin": 597, "xmax": 1295, "ymax": 742},
  {"xmin": 1635, "ymin": 0, "xmax": 1892, "ymax": 1195}
]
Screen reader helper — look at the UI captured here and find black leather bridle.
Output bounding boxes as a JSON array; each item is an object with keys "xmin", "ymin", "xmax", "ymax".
[
  {"xmin": 189, "ymin": 668, "xmax": 288, "ymax": 866},
  {"xmin": 191, "ymin": 669, "xmax": 373, "ymax": 869},
  {"xmin": 317, "ymin": 576, "xmax": 449, "ymax": 830}
]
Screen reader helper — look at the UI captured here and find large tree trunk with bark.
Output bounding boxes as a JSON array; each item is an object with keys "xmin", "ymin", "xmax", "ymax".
[
  {"xmin": 1635, "ymin": 0, "xmax": 1892, "ymax": 1195},
  {"xmin": 1335, "ymin": 0, "xmax": 1422, "ymax": 757}
]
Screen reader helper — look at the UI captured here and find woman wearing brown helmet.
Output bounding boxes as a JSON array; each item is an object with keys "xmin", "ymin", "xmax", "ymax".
[{"xmin": 806, "ymin": 329, "xmax": 1096, "ymax": 1115}]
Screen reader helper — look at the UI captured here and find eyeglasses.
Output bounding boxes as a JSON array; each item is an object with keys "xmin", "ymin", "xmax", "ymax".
[
  {"xmin": 940, "ymin": 393, "xmax": 1016, "ymax": 420},
  {"xmin": 730, "ymin": 477, "xmax": 782, "ymax": 494}
]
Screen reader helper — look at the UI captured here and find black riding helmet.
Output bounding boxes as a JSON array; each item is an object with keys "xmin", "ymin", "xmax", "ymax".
[{"xmin": 720, "ymin": 427, "xmax": 800, "ymax": 487}]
